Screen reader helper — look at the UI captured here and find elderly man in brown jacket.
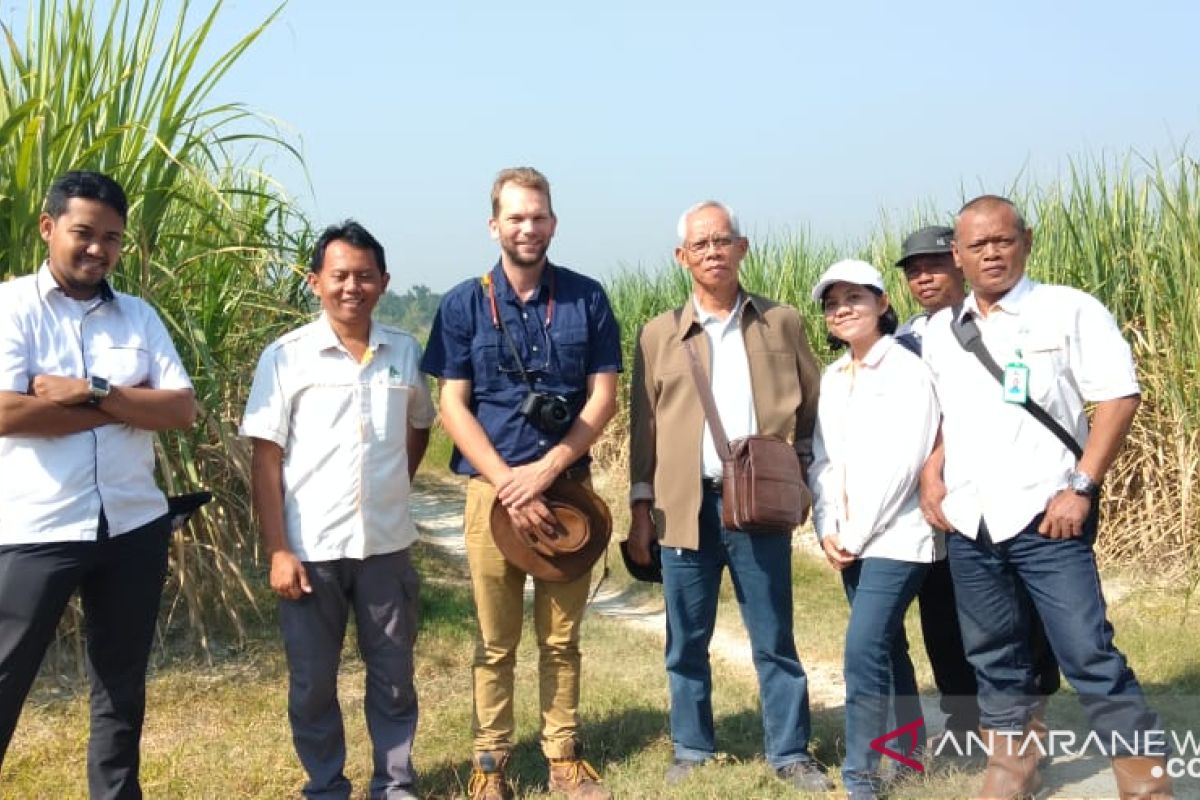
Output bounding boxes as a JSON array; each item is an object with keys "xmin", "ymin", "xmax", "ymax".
[{"xmin": 626, "ymin": 200, "xmax": 830, "ymax": 792}]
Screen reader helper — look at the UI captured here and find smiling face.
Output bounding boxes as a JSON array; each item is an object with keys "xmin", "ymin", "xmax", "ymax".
[
  {"xmin": 307, "ymin": 239, "xmax": 389, "ymax": 330},
  {"xmin": 822, "ymin": 281, "xmax": 889, "ymax": 351},
  {"xmin": 39, "ymin": 197, "xmax": 125, "ymax": 299},
  {"xmin": 675, "ymin": 204, "xmax": 748, "ymax": 298},
  {"xmin": 953, "ymin": 201, "xmax": 1033, "ymax": 307},
  {"xmin": 901, "ymin": 252, "xmax": 965, "ymax": 313},
  {"xmin": 490, "ymin": 182, "xmax": 557, "ymax": 270}
]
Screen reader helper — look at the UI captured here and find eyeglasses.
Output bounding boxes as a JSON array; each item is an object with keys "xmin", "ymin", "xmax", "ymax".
[{"xmin": 684, "ymin": 236, "xmax": 737, "ymax": 255}]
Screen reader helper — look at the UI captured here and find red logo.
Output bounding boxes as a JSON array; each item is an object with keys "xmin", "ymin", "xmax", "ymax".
[{"xmin": 869, "ymin": 717, "xmax": 925, "ymax": 772}]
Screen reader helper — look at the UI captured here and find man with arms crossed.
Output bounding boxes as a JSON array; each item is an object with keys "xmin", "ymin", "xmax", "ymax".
[
  {"xmin": 243, "ymin": 221, "xmax": 434, "ymax": 800},
  {"xmin": 421, "ymin": 168, "xmax": 620, "ymax": 800},
  {"xmin": 0, "ymin": 171, "xmax": 196, "ymax": 799},
  {"xmin": 921, "ymin": 197, "xmax": 1170, "ymax": 798},
  {"xmin": 626, "ymin": 200, "xmax": 831, "ymax": 792}
]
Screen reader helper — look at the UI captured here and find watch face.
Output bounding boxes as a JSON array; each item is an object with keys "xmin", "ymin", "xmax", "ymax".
[{"xmin": 90, "ymin": 376, "xmax": 110, "ymax": 395}]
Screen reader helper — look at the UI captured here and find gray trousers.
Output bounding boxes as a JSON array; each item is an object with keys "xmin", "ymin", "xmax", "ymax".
[{"xmin": 279, "ymin": 549, "xmax": 420, "ymax": 800}]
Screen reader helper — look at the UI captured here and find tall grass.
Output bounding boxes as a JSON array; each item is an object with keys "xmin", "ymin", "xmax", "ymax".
[
  {"xmin": 0, "ymin": 0, "xmax": 313, "ymax": 656},
  {"xmin": 602, "ymin": 153, "xmax": 1200, "ymax": 576}
]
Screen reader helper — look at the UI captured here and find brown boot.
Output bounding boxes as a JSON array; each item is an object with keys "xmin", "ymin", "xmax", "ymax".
[
  {"xmin": 1111, "ymin": 756, "xmax": 1173, "ymax": 799},
  {"xmin": 1027, "ymin": 698, "xmax": 1050, "ymax": 764},
  {"xmin": 975, "ymin": 727, "xmax": 1042, "ymax": 800},
  {"xmin": 468, "ymin": 751, "xmax": 512, "ymax": 800},
  {"xmin": 547, "ymin": 741, "xmax": 611, "ymax": 800}
]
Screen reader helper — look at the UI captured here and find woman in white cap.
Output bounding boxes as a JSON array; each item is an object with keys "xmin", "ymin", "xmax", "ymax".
[{"xmin": 807, "ymin": 259, "xmax": 940, "ymax": 799}]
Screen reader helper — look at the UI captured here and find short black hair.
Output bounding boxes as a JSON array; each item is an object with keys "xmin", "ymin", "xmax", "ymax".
[
  {"xmin": 44, "ymin": 171, "xmax": 128, "ymax": 222},
  {"xmin": 825, "ymin": 286, "xmax": 899, "ymax": 351},
  {"xmin": 309, "ymin": 220, "xmax": 387, "ymax": 274}
]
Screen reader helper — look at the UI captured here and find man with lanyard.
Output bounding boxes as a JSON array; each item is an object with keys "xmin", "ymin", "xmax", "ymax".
[
  {"xmin": 626, "ymin": 201, "xmax": 832, "ymax": 792},
  {"xmin": 895, "ymin": 225, "xmax": 1060, "ymax": 750},
  {"xmin": 0, "ymin": 171, "xmax": 196, "ymax": 798},
  {"xmin": 421, "ymin": 167, "xmax": 621, "ymax": 800},
  {"xmin": 243, "ymin": 221, "xmax": 434, "ymax": 800},
  {"xmin": 921, "ymin": 196, "xmax": 1171, "ymax": 798}
]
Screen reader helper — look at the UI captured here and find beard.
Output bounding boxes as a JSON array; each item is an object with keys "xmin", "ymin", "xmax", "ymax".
[{"xmin": 501, "ymin": 238, "xmax": 549, "ymax": 269}]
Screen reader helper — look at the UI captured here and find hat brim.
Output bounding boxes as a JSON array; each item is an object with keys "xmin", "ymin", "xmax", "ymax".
[
  {"xmin": 894, "ymin": 246, "xmax": 954, "ymax": 267},
  {"xmin": 490, "ymin": 478, "xmax": 612, "ymax": 583}
]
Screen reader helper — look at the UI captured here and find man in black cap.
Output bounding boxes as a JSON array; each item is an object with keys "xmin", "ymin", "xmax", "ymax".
[{"xmin": 895, "ymin": 225, "xmax": 1059, "ymax": 749}]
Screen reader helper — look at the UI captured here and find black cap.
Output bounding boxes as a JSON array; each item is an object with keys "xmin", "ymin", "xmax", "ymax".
[{"xmin": 896, "ymin": 225, "xmax": 954, "ymax": 267}]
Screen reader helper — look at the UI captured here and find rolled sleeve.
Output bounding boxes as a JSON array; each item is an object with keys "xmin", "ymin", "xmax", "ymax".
[
  {"xmin": 1070, "ymin": 291, "xmax": 1140, "ymax": 401},
  {"xmin": 409, "ymin": 371, "xmax": 437, "ymax": 429},
  {"xmin": 420, "ymin": 288, "xmax": 475, "ymax": 380},
  {"xmin": 0, "ymin": 297, "xmax": 29, "ymax": 393},
  {"xmin": 586, "ymin": 287, "xmax": 623, "ymax": 374},
  {"xmin": 140, "ymin": 302, "xmax": 193, "ymax": 390},
  {"xmin": 239, "ymin": 346, "xmax": 290, "ymax": 448}
]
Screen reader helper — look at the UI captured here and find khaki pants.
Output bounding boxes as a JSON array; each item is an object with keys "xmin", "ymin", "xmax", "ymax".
[{"xmin": 464, "ymin": 477, "xmax": 592, "ymax": 759}]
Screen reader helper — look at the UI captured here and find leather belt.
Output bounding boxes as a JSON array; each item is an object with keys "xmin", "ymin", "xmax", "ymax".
[{"xmin": 701, "ymin": 476, "xmax": 723, "ymax": 494}]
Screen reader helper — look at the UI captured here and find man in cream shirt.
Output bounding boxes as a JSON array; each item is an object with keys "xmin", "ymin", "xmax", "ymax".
[
  {"xmin": 921, "ymin": 195, "xmax": 1170, "ymax": 799},
  {"xmin": 242, "ymin": 221, "xmax": 434, "ymax": 800}
]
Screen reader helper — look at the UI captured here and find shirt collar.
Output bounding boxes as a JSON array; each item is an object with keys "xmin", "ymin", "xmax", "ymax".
[
  {"xmin": 313, "ymin": 312, "xmax": 387, "ymax": 357},
  {"xmin": 676, "ymin": 287, "xmax": 764, "ymax": 341},
  {"xmin": 964, "ymin": 274, "xmax": 1035, "ymax": 319},
  {"xmin": 835, "ymin": 334, "xmax": 894, "ymax": 372},
  {"xmin": 36, "ymin": 261, "xmax": 115, "ymax": 303},
  {"xmin": 490, "ymin": 259, "xmax": 554, "ymax": 305}
]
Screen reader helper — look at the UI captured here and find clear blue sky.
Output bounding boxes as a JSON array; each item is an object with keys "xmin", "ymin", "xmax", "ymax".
[{"xmin": 65, "ymin": 1, "xmax": 1200, "ymax": 292}]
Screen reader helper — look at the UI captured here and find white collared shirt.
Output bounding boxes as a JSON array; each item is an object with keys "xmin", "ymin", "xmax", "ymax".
[
  {"xmin": 240, "ymin": 315, "xmax": 437, "ymax": 561},
  {"xmin": 0, "ymin": 264, "xmax": 193, "ymax": 544},
  {"xmin": 810, "ymin": 336, "xmax": 939, "ymax": 562},
  {"xmin": 922, "ymin": 276, "xmax": 1139, "ymax": 543},
  {"xmin": 695, "ymin": 294, "xmax": 757, "ymax": 479}
]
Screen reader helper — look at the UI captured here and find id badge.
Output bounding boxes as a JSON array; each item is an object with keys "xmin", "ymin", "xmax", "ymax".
[{"xmin": 1003, "ymin": 362, "xmax": 1030, "ymax": 404}]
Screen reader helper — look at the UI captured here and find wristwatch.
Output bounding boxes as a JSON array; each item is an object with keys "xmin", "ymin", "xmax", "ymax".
[
  {"xmin": 87, "ymin": 375, "xmax": 111, "ymax": 406},
  {"xmin": 1067, "ymin": 470, "xmax": 1100, "ymax": 498}
]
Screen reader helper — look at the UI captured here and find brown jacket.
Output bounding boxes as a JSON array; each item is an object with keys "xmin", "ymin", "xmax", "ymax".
[{"xmin": 629, "ymin": 292, "xmax": 822, "ymax": 550}]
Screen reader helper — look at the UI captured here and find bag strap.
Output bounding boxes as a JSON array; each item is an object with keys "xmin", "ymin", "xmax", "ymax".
[
  {"xmin": 950, "ymin": 304, "xmax": 1083, "ymax": 459},
  {"xmin": 682, "ymin": 334, "xmax": 732, "ymax": 461}
]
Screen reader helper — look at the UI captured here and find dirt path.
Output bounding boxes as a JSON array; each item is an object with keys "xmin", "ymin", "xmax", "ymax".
[{"xmin": 410, "ymin": 479, "xmax": 1139, "ymax": 799}]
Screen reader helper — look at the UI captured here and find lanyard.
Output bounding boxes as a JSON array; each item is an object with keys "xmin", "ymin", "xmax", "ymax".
[{"xmin": 485, "ymin": 266, "xmax": 556, "ymax": 330}]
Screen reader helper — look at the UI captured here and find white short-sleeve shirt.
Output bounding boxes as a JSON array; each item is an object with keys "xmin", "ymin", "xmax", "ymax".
[
  {"xmin": 240, "ymin": 315, "xmax": 437, "ymax": 561},
  {"xmin": 0, "ymin": 264, "xmax": 194, "ymax": 543},
  {"xmin": 922, "ymin": 276, "xmax": 1139, "ymax": 543},
  {"xmin": 695, "ymin": 294, "xmax": 758, "ymax": 480}
]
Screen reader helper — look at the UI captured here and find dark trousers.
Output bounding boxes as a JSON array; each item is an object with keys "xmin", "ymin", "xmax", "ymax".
[
  {"xmin": 916, "ymin": 558, "xmax": 1060, "ymax": 733},
  {"xmin": 0, "ymin": 514, "xmax": 171, "ymax": 800},
  {"xmin": 279, "ymin": 550, "xmax": 421, "ymax": 800},
  {"xmin": 947, "ymin": 515, "xmax": 1163, "ymax": 752}
]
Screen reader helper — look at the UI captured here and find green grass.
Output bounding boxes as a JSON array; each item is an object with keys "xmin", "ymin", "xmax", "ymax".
[{"xmin": 5, "ymin": 514, "xmax": 1198, "ymax": 798}]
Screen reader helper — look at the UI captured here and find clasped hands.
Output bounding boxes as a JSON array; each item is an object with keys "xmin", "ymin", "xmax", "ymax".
[{"xmin": 495, "ymin": 460, "xmax": 559, "ymax": 537}]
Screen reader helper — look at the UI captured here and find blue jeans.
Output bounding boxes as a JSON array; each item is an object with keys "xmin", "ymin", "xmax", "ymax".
[
  {"xmin": 947, "ymin": 515, "xmax": 1164, "ymax": 755},
  {"xmin": 660, "ymin": 487, "xmax": 815, "ymax": 769},
  {"xmin": 840, "ymin": 557, "xmax": 929, "ymax": 795}
]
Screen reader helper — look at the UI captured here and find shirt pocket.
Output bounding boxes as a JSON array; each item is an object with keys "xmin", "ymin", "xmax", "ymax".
[
  {"xmin": 369, "ymin": 370, "xmax": 412, "ymax": 441},
  {"xmin": 471, "ymin": 331, "xmax": 508, "ymax": 391},
  {"xmin": 550, "ymin": 324, "xmax": 588, "ymax": 384},
  {"xmin": 91, "ymin": 345, "xmax": 150, "ymax": 386},
  {"xmin": 1021, "ymin": 333, "xmax": 1067, "ymax": 404}
]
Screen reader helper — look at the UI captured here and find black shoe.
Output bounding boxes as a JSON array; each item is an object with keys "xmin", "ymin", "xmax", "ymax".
[
  {"xmin": 775, "ymin": 759, "xmax": 834, "ymax": 792},
  {"xmin": 665, "ymin": 758, "xmax": 705, "ymax": 784}
]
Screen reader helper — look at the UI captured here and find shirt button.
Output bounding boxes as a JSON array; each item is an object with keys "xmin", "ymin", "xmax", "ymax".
[
  {"xmin": 522, "ymin": 312, "xmax": 528, "ymax": 319},
  {"xmin": 539, "ymin": 439, "xmax": 547, "ymax": 447},
  {"xmin": 531, "ymin": 345, "xmax": 539, "ymax": 352}
]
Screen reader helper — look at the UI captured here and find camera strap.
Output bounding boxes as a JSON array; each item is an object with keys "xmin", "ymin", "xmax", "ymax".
[{"xmin": 482, "ymin": 267, "xmax": 557, "ymax": 391}]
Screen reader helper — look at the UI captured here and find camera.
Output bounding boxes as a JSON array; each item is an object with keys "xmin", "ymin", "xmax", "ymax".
[{"xmin": 519, "ymin": 391, "xmax": 572, "ymax": 435}]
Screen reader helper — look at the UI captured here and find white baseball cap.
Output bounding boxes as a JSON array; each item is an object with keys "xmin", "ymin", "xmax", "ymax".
[{"xmin": 810, "ymin": 259, "xmax": 886, "ymax": 302}]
